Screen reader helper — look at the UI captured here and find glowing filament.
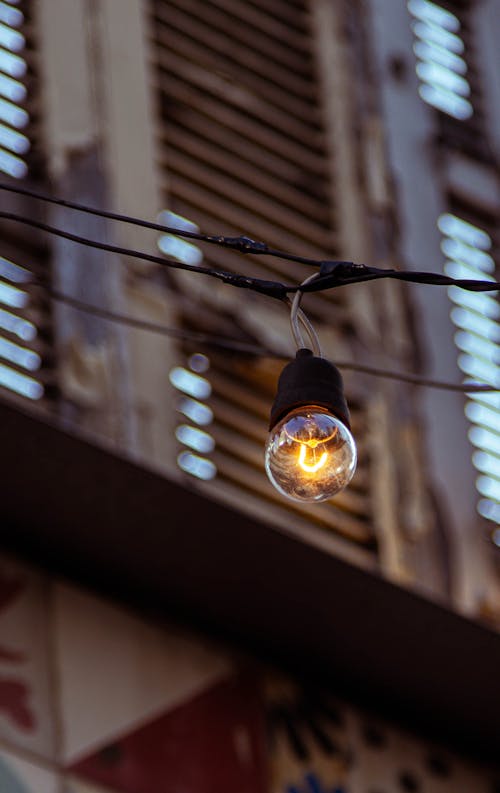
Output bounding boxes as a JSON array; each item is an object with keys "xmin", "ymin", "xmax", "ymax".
[{"xmin": 298, "ymin": 443, "xmax": 328, "ymax": 473}]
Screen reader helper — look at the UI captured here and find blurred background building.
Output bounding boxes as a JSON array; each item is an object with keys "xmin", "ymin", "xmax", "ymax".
[{"xmin": 1, "ymin": 0, "xmax": 500, "ymax": 791}]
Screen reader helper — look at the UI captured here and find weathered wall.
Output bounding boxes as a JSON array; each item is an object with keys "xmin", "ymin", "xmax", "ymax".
[{"xmin": 0, "ymin": 552, "xmax": 498, "ymax": 793}]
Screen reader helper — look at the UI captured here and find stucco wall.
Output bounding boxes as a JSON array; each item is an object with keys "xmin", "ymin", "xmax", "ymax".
[{"xmin": 0, "ymin": 552, "xmax": 497, "ymax": 793}]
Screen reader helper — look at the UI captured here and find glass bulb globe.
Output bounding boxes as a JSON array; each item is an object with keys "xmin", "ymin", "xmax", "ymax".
[{"xmin": 265, "ymin": 406, "xmax": 357, "ymax": 502}]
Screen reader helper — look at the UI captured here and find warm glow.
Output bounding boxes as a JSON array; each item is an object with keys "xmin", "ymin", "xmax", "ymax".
[
  {"xmin": 266, "ymin": 407, "xmax": 357, "ymax": 502},
  {"xmin": 298, "ymin": 443, "xmax": 328, "ymax": 473}
]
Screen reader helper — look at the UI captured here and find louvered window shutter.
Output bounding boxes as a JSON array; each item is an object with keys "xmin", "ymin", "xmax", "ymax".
[
  {"xmin": 408, "ymin": 0, "xmax": 491, "ymax": 161},
  {"xmin": 0, "ymin": 0, "xmax": 55, "ymax": 407},
  {"xmin": 440, "ymin": 196, "xmax": 500, "ymax": 529},
  {"xmin": 148, "ymin": 0, "xmax": 417, "ymax": 569}
]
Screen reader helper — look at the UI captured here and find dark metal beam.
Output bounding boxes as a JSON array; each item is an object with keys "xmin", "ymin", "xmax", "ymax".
[{"xmin": 1, "ymin": 397, "xmax": 499, "ymax": 765}]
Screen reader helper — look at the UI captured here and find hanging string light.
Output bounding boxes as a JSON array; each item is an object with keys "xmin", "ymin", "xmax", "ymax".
[
  {"xmin": 265, "ymin": 276, "xmax": 357, "ymax": 502},
  {"xmin": 2, "ymin": 182, "xmax": 500, "ymax": 501}
]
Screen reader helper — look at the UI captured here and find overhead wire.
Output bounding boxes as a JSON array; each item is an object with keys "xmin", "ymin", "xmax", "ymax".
[
  {"xmin": 1, "ymin": 181, "xmax": 499, "ymax": 393},
  {"xmin": 1, "ymin": 181, "xmax": 500, "ymax": 296},
  {"xmin": 0, "ymin": 181, "xmax": 321, "ymax": 267},
  {"xmin": 29, "ymin": 280, "xmax": 499, "ymax": 393},
  {"xmin": 0, "ymin": 209, "xmax": 290, "ymax": 300}
]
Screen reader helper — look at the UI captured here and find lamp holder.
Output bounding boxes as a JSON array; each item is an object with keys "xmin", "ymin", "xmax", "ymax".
[{"xmin": 269, "ymin": 348, "xmax": 351, "ymax": 431}]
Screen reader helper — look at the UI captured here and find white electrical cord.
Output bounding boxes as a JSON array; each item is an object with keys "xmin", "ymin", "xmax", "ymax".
[{"xmin": 289, "ymin": 273, "xmax": 322, "ymax": 357}]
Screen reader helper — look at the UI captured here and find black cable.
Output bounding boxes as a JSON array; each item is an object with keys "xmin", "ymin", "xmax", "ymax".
[
  {"xmin": 2, "ymin": 209, "xmax": 500, "ymax": 300},
  {"xmin": 0, "ymin": 181, "xmax": 319, "ymax": 266},
  {"xmin": 309, "ymin": 261, "xmax": 500, "ymax": 295},
  {"xmin": 31, "ymin": 280, "xmax": 499, "ymax": 393},
  {"xmin": 43, "ymin": 284, "xmax": 273, "ymax": 356},
  {"xmin": 2, "ymin": 183, "xmax": 500, "ymax": 296},
  {"xmin": 0, "ymin": 210, "xmax": 290, "ymax": 300}
]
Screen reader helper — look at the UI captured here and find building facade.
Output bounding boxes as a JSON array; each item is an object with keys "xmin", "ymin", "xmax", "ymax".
[{"xmin": 0, "ymin": 0, "xmax": 500, "ymax": 790}]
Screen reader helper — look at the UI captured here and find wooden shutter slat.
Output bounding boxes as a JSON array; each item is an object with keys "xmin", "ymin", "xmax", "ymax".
[
  {"xmin": 162, "ymin": 173, "xmax": 336, "ymax": 257},
  {"xmin": 155, "ymin": 71, "xmax": 327, "ymax": 173},
  {"xmin": 153, "ymin": 0, "xmax": 313, "ymax": 74},
  {"xmin": 162, "ymin": 149, "xmax": 334, "ymax": 248},
  {"xmin": 154, "ymin": 3, "xmax": 317, "ymax": 105},
  {"xmin": 157, "ymin": 108, "xmax": 328, "ymax": 200},
  {"xmin": 189, "ymin": 0, "xmax": 311, "ymax": 55},
  {"xmin": 241, "ymin": 0, "xmax": 311, "ymax": 31},
  {"xmin": 159, "ymin": 125, "xmax": 330, "ymax": 223},
  {"xmin": 155, "ymin": 47, "xmax": 324, "ymax": 149}
]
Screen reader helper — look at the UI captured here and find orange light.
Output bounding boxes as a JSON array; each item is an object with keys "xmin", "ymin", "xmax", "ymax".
[{"xmin": 298, "ymin": 444, "xmax": 328, "ymax": 473}]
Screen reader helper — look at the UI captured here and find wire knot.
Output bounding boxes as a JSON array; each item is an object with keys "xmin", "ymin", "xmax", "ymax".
[
  {"xmin": 319, "ymin": 260, "xmax": 361, "ymax": 278},
  {"xmin": 220, "ymin": 272, "xmax": 287, "ymax": 300},
  {"xmin": 216, "ymin": 236, "xmax": 269, "ymax": 254}
]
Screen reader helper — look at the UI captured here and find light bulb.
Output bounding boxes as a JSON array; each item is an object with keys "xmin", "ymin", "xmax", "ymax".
[
  {"xmin": 265, "ymin": 406, "xmax": 357, "ymax": 502},
  {"xmin": 265, "ymin": 348, "xmax": 357, "ymax": 502}
]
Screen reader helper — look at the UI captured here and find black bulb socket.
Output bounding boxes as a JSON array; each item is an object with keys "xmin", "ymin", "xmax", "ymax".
[{"xmin": 269, "ymin": 349, "xmax": 351, "ymax": 431}]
